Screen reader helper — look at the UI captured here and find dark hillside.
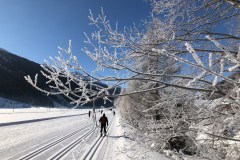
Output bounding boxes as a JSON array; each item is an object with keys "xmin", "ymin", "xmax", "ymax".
[
  {"xmin": 0, "ymin": 48, "xmax": 121, "ymax": 107},
  {"xmin": 0, "ymin": 49, "xmax": 54, "ymax": 106}
]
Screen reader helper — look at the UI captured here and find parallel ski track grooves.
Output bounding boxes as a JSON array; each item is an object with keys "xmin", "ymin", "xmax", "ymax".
[
  {"xmin": 82, "ymin": 117, "xmax": 114, "ymax": 160},
  {"xmin": 49, "ymin": 127, "xmax": 95, "ymax": 160},
  {"xmin": 18, "ymin": 123, "xmax": 91, "ymax": 160}
]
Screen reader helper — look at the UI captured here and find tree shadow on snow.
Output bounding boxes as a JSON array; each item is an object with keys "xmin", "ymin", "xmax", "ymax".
[{"xmin": 107, "ymin": 135, "xmax": 135, "ymax": 141}]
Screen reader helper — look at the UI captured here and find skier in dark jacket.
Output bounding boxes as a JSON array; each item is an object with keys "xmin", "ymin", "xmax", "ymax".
[
  {"xmin": 88, "ymin": 110, "xmax": 91, "ymax": 118},
  {"xmin": 99, "ymin": 114, "xmax": 108, "ymax": 136}
]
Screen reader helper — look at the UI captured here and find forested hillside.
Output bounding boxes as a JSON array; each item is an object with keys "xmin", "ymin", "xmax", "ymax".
[
  {"xmin": 0, "ymin": 49, "xmax": 120, "ymax": 107},
  {"xmin": 0, "ymin": 48, "xmax": 55, "ymax": 106}
]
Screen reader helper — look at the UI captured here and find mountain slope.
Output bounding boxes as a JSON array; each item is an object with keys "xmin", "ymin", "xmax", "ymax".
[
  {"xmin": 0, "ymin": 48, "xmax": 120, "ymax": 107},
  {"xmin": 0, "ymin": 49, "xmax": 55, "ymax": 106}
]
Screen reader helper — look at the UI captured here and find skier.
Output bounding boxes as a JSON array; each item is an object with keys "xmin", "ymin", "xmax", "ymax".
[
  {"xmin": 92, "ymin": 109, "xmax": 96, "ymax": 126},
  {"xmin": 99, "ymin": 113, "xmax": 108, "ymax": 137},
  {"xmin": 88, "ymin": 110, "xmax": 91, "ymax": 118}
]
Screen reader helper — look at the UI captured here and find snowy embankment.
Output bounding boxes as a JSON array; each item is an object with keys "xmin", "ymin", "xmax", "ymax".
[{"xmin": 89, "ymin": 114, "xmax": 170, "ymax": 160}]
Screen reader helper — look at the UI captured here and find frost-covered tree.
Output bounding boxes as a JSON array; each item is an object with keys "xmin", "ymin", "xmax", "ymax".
[
  {"xmin": 120, "ymin": 1, "xmax": 240, "ymax": 159},
  {"xmin": 25, "ymin": 0, "xmax": 240, "ymax": 159},
  {"xmin": 122, "ymin": 1, "xmax": 240, "ymax": 159}
]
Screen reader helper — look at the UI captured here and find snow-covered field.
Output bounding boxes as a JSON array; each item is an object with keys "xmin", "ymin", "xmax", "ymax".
[
  {"xmin": 0, "ymin": 97, "xmax": 169, "ymax": 160},
  {"xmin": 0, "ymin": 97, "xmax": 87, "ymax": 124},
  {"xmin": 91, "ymin": 114, "xmax": 169, "ymax": 160},
  {"xmin": 0, "ymin": 105, "xmax": 168, "ymax": 160},
  {"xmin": 0, "ymin": 107, "xmax": 88, "ymax": 124}
]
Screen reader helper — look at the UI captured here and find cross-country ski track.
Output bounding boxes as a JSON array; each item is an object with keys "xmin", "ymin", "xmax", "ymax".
[
  {"xmin": 0, "ymin": 109, "xmax": 169, "ymax": 160},
  {"xmin": 0, "ymin": 109, "xmax": 113, "ymax": 160}
]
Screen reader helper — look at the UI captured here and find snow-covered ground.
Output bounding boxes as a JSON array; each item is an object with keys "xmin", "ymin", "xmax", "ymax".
[
  {"xmin": 0, "ymin": 96, "xmax": 88, "ymax": 124},
  {"xmin": 0, "ymin": 97, "xmax": 168, "ymax": 160},
  {"xmin": 92, "ymin": 114, "xmax": 169, "ymax": 160},
  {"xmin": 0, "ymin": 106, "xmax": 169, "ymax": 160},
  {"xmin": 0, "ymin": 107, "xmax": 87, "ymax": 124},
  {"xmin": 0, "ymin": 108, "xmax": 103, "ymax": 159}
]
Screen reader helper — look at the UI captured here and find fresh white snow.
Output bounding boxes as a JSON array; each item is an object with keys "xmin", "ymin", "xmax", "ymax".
[
  {"xmin": 0, "ymin": 107, "xmax": 169, "ymax": 160},
  {"xmin": 0, "ymin": 107, "xmax": 87, "ymax": 124},
  {"xmin": 93, "ymin": 114, "xmax": 170, "ymax": 160}
]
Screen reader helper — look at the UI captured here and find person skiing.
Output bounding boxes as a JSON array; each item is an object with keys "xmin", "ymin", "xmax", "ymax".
[
  {"xmin": 99, "ymin": 113, "xmax": 108, "ymax": 136},
  {"xmin": 88, "ymin": 110, "xmax": 91, "ymax": 118},
  {"xmin": 92, "ymin": 109, "xmax": 96, "ymax": 126}
]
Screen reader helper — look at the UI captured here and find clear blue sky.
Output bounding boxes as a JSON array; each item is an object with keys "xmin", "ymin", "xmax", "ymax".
[{"xmin": 0, "ymin": 0, "xmax": 151, "ymax": 73}]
